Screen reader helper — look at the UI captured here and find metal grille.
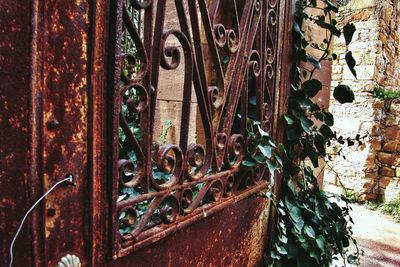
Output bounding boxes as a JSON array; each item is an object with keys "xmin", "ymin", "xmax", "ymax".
[{"xmin": 110, "ymin": 0, "xmax": 280, "ymax": 259}]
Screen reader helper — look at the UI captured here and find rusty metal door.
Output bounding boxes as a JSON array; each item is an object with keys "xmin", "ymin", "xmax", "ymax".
[{"xmin": 0, "ymin": 0, "xmax": 293, "ymax": 266}]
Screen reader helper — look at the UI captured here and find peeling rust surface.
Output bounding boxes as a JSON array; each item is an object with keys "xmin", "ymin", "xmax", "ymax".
[
  {"xmin": 0, "ymin": 1, "xmax": 33, "ymax": 266},
  {"xmin": 114, "ymin": 197, "xmax": 269, "ymax": 267},
  {"xmin": 40, "ymin": 0, "xmax": 90, "ymax": 265}
]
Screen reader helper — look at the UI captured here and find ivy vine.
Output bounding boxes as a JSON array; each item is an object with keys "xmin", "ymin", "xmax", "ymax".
[{"xmin": 262, "ymin": 0, "xmax": 363, "ymax": 266}]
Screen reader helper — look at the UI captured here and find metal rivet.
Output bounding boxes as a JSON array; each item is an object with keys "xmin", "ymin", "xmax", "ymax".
[
  {"xmin": 46, "ymin": 119, "xmax": 60, "ymax": 130},
  {"xmin": 47, "ymin": 208, "xmax": 56, "ymax": 217}
]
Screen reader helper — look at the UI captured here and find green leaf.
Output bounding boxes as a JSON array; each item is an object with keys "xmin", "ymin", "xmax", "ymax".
[
  {"xmin": 304, "ymin": 225, "xmax": 316, "ymax": 238},
  {"xmin": 314, "ymin": 134, "xmax": 326, "ymax": 155},
  {"xmin": 310, "ymin": 250, "xmax": 320, "ymax": 263},
  {"xmin": 298, "ymin": 99, "xmax": 314, "ymax": 111},
  {"xmin": 315, "ymin": 19, "xmax": 341, "ymax": 36},
  {"xmin": 291, "ymin": 83, "xmax": 299, "ymax": 92},
  {"xmin": 222, "ymin": 55, "xmax": 230, "ymax": 64},
  {"xmin": 323, "ymin": 111, "xmax": 334, "ymax": 126},
  {"xmin": 275, "ymin": 153, "xmax": 283, "ymax": 166},
  {"xmin": 314, "ymin": 111, "xmax": 325, "ymax": 122},
  {"xmin": 266, "ymin": 159, "xmax": 277, "ymax": 174},
  {"xmin": 303, "ymin": 142, "xmax": 319, "ymax": 167},
  {"xmin": 324, "ymin": 0, "xmax": 339, "ymax": 12},
  {"xmin": 289, "ymin": 206, "xmax": 302, "ymax": 222},
  {"xmin": 276, "ymin": 245, "xmax": 288, "ymax": 255},
  {"xmin": 302, "ymin": 79, "xmax": 322, "ymax": 98},
  {"xmin": 249, "ymin": 95, "xmax": 257, "ymax": 105},
  {"xmin": 345, "ymin": 51, "xmax": 357, "ymax": 79},
  {"xmin": 242, "ymin": 159, "xmax": 256, "ymax": 167},
  {"xmin": 284, "ymin": 114, "xmax": 296, "ymax": 125},
  {"xmin": 319, "ymin": 124, "xmax": 334, "ymax": 139},
  {"xmin": 252, "ymin": 154, "xmax": 265, "ymax": 163},
  {"xmin": 258, "ymin": 145, "xmax": 273, "ymax": 159},
  {"xmin": 286, "ymin": 239, "xmax": 301, "ymax": 259},
  {"xmin": 307, "ymin": 55, "xmax": 321, "ymax": 69},
  {"xmin": 279, "ymin": 235, "xmax": 288, "ymax": 244},
  {"xmin": 297, "ymin": 253, "xmax": 312, "ymax": 267},
  {"xmin": 316, "ymin": 235, "xmax": 326, "ymax": 251},
  {"xmin": 299, "ymin": 235, "xmax": 307, "ymax": 243},
  {"xmin": 333, "ymin": 84, "xmax": 355, "ymax": 104},
  {"xmin": 270, "ymin": 250, "xmax": 280, "ymax": 260},
  {"xmin": 278, "ymin": 207, "xmax": 286, "ymax": 215},
  {"xmin": 278, "ymin": 143, "xmax": 289, "ymax": 161},
  {"xmin": 343, "ymin": 22, "xmax": 356, "ymax": 45},
  {"xmin": 257, "ymin": 125, "xmax": 270, "ymax": 137},
  {"xmin": 300, "ymin": 116, "xmax": 314, "ymax": 134},
  {"xmin": 287, "ymin": 124, "xmax": 303, "ymax": 141},
  {"xmin": 294, "ymin": 21, "xmax": 304, "ymax": 37}
]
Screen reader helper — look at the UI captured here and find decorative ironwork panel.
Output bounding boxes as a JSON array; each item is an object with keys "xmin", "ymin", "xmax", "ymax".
[{"xmin": 110, "ymin": 0, "xmax": 281, "ymax": 259}]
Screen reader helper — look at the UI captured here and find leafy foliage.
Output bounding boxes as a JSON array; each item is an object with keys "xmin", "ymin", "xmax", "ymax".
[
  {"xmin": 379, "ymin": 199, "xmax": 400, "ymax": 222},
  {"xmin": 341, "ymin": 189, "xmax": 361, "ymax": 204},
  {"xmin": 265, "ymin": 0, "xmax": 362, "ymax": 266},
  {"xmin": 374, "ymin": 87, "xmax": 400, "ymax": 100},
  {"xmin": 271, "ymin": 181, "xmax": 361, "ymax": 267},
  {"xmin": 373, "ymin": 86, "xmax": 400, "ymax": 111},
  {"xmin": 366, "ymin": 199, "xmax": 400, "ymax": 223}
]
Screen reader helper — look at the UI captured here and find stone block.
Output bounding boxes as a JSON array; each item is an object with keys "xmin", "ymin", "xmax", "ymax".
[
  {"xmin": 332, "ymin": 74, "xmax": 343, "ymax": 81},
  {"xmin": 348, "ymin": 40, "xmax": 377, "ymax": 53},
  {"xmin": 364, "ymin": 166, "xmax": 378, "ymax": 174},
  {"xmin": 379, "ymin": 166, "xmax": 395, "ymax": 176},
  {"xmin": 363, "ymin": 181, "xmax": 374, "ymax": 189},
  {"xmin": 384, "ymin": 113, "xmax": 400, "ymax": 127},
  {"xmin": 382, "ymin": 141, "xmax": 400, "ymax": 153},
  {"xmin": 377, "ymin": 152, "xmax": 400, "ymax": 166},
  {"xmin": 332, "ymin": 66, "xmax": 343, "ymax": 74},
  {"xmin": 370, "ymin": 125, "xmax": 382, "ymax": 137},
  {"xmin": 364, "ymin": 171, "xmax": 378, "ymax": 181},
  {"xmin": 379, "ymin": 176, "xmax": 392, "ymax": 188},
  {"xmin": 369, "ymin": 138, "xmax": 382, "ymax": 150},
  {"xmin": 344, "ymin": 65, "xmax": 375, "ymax": 80},
  {"xmin": 383, "ymin": 126, "xmax": 400, "ymax": 140},
  {"xmin": 361, "ymin": 193, "xmax": 377, "ymax": 201},
  {"xmin": 384, "ymin": 178, "xmax": 400, "ymax": 202},
  {"xmin": 347, "ymin": 9, "xmax": 373, "ymax": 22}
]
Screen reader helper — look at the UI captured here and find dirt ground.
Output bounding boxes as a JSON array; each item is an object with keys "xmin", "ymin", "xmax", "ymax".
[{"xmin": 332, "ymin": 204, "xmax": 400, "ymax": 267}]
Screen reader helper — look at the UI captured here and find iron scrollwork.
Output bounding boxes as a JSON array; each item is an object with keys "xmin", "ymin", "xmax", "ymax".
[{"xmin": 110, "ymin": 0, "xmax": 281, "ymax": 259}]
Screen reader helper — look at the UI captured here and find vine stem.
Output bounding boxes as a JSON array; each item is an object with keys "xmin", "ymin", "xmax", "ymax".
[{"xmin": 309, "ymin": 11, "xmax": 334, "ymax": 79}]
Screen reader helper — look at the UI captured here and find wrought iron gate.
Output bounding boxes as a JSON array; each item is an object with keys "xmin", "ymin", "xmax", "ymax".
[
  {"xmin": 0, "ymin": 0, "xmax": 293, "ymax": 266},
  {"xmin": 109, "ymin": 0, "xmax": 283, "ymax": 259}
]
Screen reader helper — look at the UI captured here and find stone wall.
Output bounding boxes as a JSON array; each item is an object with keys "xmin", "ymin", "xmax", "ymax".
[{"xmin": 325, "ymin": 0, "xmax": 400, "ymax": 201}]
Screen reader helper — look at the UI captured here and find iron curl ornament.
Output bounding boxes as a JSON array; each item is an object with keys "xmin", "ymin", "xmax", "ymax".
[{"xmin": 109, "ymin": 0, "xmax": 282, "ymax": 259}]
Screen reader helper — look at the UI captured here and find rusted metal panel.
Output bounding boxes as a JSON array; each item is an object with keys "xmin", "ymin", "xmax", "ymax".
[
  {"xmin": 0, "ymin": 1, "xmax": 33, "ymax": 266},
  {"xmin": 114, "ymin": 197, "xmax": 269, "ymax": 267},
  {"xmin": 39, "ymin": 0, "xmax": 90, "ymax": 265}
]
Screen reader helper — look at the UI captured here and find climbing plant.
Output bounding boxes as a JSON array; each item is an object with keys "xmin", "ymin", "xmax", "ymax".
[
  {"xmin": 260, "ymin": 0, "xmax": 362, "ymax": 266},
  {"xmin": 373, "ymin": 86, "xmax": 400, "ymax": 112}
]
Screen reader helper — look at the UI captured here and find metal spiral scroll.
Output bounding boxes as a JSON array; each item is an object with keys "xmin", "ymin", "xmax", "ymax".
[{"xmin": 113, "ymin": 0, "xmax": 281, "ymax": 258}]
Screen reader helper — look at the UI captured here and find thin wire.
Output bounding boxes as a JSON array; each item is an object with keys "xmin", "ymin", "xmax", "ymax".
[{"xmin": 9, "ymin": 175, "xmax": 73, "ymax": 267}]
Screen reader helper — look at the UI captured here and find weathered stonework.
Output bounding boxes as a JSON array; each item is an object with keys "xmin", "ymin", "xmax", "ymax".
[{"xmin": 325, "ymin": 0, "xmax": 400, "ymax": 202}]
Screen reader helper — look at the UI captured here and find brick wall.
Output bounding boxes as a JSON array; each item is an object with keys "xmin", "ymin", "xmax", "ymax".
[{"xmin": 325, "ymin": 0, "xmax": 400, "ymax": 201}]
